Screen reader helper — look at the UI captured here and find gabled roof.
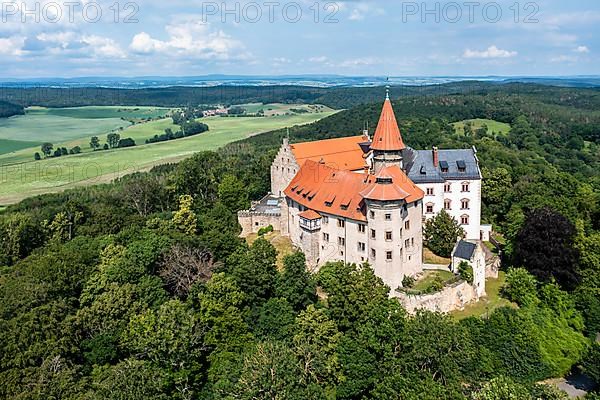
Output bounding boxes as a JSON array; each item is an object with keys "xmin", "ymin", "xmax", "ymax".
[
  {"xmin": 454, "ymin": 240, "xmax": 477, "ymax": 260},
  {"xmin": 290, "ymin": 135, "xmax": 368, "ymax": 171},
  {"xmin": 284, "ymin": 161, "xmax": 423, "ymax": 221},
  {"xmin": 370, "ymin": 98, "xmax": 406, "ymax": 151},
  {"xmin": 298, "ymin": 209, "xmax": 321, "ymax": 220}
]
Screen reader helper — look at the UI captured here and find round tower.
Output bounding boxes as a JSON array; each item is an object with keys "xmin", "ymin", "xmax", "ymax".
[{"xmin": 370, "ymin": 91, "xmax": 406, "ymax": 174}]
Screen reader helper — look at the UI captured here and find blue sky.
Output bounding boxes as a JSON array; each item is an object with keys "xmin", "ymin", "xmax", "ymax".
[{"xmin": 0, "ymin": 0, "xmax": 598, "ymax": 77}]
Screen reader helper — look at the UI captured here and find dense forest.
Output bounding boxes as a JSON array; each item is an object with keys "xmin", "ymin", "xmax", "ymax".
[
  {"xmin": 0, "ymin": 86, "xmax": 599, "ymax": 399},
  {"xmin": 1, "ymin": 81, "xmax": 599, "ymax": 110},
  {"xmin": 0, "ymin": 100, "xmax": 24, "ymax": 118}
]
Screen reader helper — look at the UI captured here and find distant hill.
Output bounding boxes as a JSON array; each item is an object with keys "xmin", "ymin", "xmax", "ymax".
[{"xmin": 1, "ymin": 80, "xmax": 599, "ymax": 111}]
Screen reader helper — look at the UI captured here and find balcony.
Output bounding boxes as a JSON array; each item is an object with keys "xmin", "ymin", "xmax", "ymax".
[{"xmin": 300, "ymin": 217, "xmax": 321, "ymax": 231}]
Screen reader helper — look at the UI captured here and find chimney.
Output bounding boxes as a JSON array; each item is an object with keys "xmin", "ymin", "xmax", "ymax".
[{"xmin": 432, "ymin": 146, "xmax": 439, "ymax": 168}]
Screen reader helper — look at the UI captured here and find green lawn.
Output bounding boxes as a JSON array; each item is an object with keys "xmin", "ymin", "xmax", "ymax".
[
  {"xmin": 0, "ymin": 109, "xmax": 336, "ymax": 204},
  {"xmin": 453, "ymin": 119, "xmax": 511, "ymax": 137},
  {"xmin": 450, "ymin": 271, "xmax": 516, "ymax": 319},
  {"xmin": 413, "ymin": 269, "xmax": 455, "ymax": 291}
]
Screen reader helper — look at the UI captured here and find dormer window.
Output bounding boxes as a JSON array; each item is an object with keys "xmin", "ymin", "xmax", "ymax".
[
  {"xmin": 439, "ymin": 160, "xmax": 449, "ymax": 173},
  {"xmin": 457, "ymin": 160, "xmax": 466, "ymax": 172}
]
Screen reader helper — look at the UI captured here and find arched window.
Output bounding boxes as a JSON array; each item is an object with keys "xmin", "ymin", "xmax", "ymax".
[
  {"xmin": 461, "ymin": 214, "xmax": 469, "ymax": 225},
  {"xmin": 444, "ymin": 199, "xmax": 451, "ymax": 210},
  {"xmin": 426, "ymin": 203, "xmax": 434, "ymax": 214},
  {"xmin": 461, "ymin": 182, "xmax": 470, "ymax": 192},
  {"xmin": 461, "ymin": 199, "xmax": 470, "ymax": 210}
]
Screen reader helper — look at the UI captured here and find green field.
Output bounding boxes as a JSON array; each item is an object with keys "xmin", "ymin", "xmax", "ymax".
[
  {"xmin": 234, "ymin": 103, "xmax": 334, "ymax": 116},
  {"xmin": 0, "ymin": 106, "xmax": 172, "ymax": 144},
  {"xmin": 0, "ymin": 139, "xmax": 41, "ymax": 155},
  {"xmin": 0, "ymin": 107, "xmax": 335, "ymax": 204},
  {"xmin": 31, "ymin": 106, "xmax": 171, "ymax": 120},
  {"xmin": 453, "ymin": 119, "xmax": 511, "ymax": 136}
]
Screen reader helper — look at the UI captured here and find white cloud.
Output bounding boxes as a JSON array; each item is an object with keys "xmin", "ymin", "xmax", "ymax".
[
  {"xmin": 81, "ymin": 35, "xmax": 126, "ymax": 58},
  {"xmin": 273, "ymin": 57, "xmax": 291, "ymax": 64},
  {"xmin": 551, "ymin": 55, "xmax": 578, "ymax": 63},
  {"xmin": 546, "ymin": 12, "xmax": 600, "ymax": 26},
  {"xmin": 342, "ymin": 2, "xmax": 385, "ymax": 21},
  {"xmin": 129, "ymin": 21, "xmax": 244, "ymax": 60},
  {"xmin": 463, "ymin": 46, "xmax": 517, "ymax": 59},
  {"xmin": 308, "ymin": 56, "xmax": 329, "ymax": 63},
  {"xmin": 574, "ymin": 45, "xmax": 590, "ymax": 53},
  {"xmin": 339, "ymin": 57, "xmax": 379, "ymax": 68},
  {"xmin": 0, "ymin": 36, "xmax": 25, "ymax": 56}
]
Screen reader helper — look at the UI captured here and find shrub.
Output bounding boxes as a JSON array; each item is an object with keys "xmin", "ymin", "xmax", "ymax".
[
  {"xmin": 502, "ymin": 268, "xmax": 539, "ymax": 307},
  {"xmin": 118, "ymin": 138, "xmax": 136, "ymax": 148},
  {"xmin": 402, "ymin": 275, "xmax": 415, "ymax": 288},
  {"xmin": 257, "ymin": 225, "xmax": 274, "ymax": 236},
  {"xmin": 458, "ymin": 261, "xmax": 474, "ymax": 284}
]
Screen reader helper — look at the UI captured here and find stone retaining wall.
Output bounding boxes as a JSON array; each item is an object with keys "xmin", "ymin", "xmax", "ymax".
[{"xmin": 395, "ymin": 280, "xmax": 481, "ymax": 314}]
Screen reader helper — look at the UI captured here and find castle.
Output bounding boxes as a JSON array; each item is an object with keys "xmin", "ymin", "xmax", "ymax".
[{"xmin": 239, "ymin": 93, "xmax": 491, "ymax": 293}]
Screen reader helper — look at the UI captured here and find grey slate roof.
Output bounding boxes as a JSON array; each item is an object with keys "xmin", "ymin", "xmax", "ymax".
[
  {"xmin": 404, "ymin": 147, "xmax": 481, "ymax": 184},
  {"xmin": 454, "ymin": 240, "xmax": 477, "ymax": 260}
]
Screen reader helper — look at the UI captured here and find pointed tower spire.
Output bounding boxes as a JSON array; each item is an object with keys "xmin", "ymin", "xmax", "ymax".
[{"xmin": 370, "ymin": 89, "xmax": 405, "ymax": 151}]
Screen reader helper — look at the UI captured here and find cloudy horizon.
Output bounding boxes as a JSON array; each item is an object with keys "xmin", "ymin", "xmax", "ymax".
[{"xmin": 0, "ymin": 0, "xmax": 598, "ymax": 78}]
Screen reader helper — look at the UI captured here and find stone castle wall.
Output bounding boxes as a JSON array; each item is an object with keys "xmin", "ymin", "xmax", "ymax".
[
  {"xmin": 395, "ymin": 280, "xmax": 481, "ymax": 314},
  {"xmin": 238, "ymin": 210, "xmax": 282, "ymax": 237}
]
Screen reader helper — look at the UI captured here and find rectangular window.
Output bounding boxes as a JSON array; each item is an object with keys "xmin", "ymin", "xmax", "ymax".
[
  {"xmin": 386, "ymin": 251, "xmax": 393, "ymax": 261},
  {"xmin": 323, "ymin": 216, "xmax": 329, "ymax": 223},
  {"xmin": 338, "ymin": 219, "xmax": 345, "ymax": 228},
  {"xmin": 369, "ymin": 210, "xmax": 375, "ymax": 219},
  {"xmin": 426, "ymin": 187, "xmax": 434, "ymax": 196},
  {"xmin": 405, "ymin": 239, "xmax": 410, "ymax": 248},
  {"xmin": 426, "ymin": 204, "xmax": 434, "ymax": 214},
  {"xmin": 405, "ymin": 221, "xmax": 410, "ymax": 230},
  {"xmin": 385, "ymin": 231, "xmax": 392, "ymax": 241},
  {"xmin": 444, "ymin": 199, "xmax": 451, "ymax": 210},
  {"xmin": 371, "ymin": 249, "xmax": 376, "ymax": 259},
  {"xmin": 358, "ymin": 242, "xmax": 366, "ymax": 252},
  {"xmin": 358, "ymin": 224, "xmax": 366, "ymax": 233},
  {"xmin": 338, "ymin": 237, "xmax": 345, "ymax": 246},
  {"xmin": 462, "ymin": 183, "xmax": 470, "ymax": 192},
  {"xmin": 371, "ymin": 229, "xmax": 376, "ymax": 239},
  {"xmin": 385, "ymin": 213, "xmax": 392, "ymax": 221},
  {"xmin": 444, "ymin": 183, "xmax": 451, "ymax": 192},
  {"xmin": 323, "ymin": 233, "xmax": 329, "ymax": 242}
]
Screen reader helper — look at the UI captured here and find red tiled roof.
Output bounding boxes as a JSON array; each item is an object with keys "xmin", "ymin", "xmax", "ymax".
[
  {"xmin": 298, "ymin": 209, "xmax": 322, "ymax": 220},
  {"xmin": 370, "ymin": 98, "xmax": 406, "ymax": 151},
  {"xmin": 284, "ymin": 161, "xmax": 423, "ymax": 221},
  {"xmin": 290, "ymin": 135, "xmax": 368, "ymax": 171}
]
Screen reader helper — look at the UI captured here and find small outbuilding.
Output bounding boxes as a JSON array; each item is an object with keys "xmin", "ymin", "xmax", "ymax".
[{"xmin": 451, "ymin": 239, "xmax": 486, "ymax": 298}]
